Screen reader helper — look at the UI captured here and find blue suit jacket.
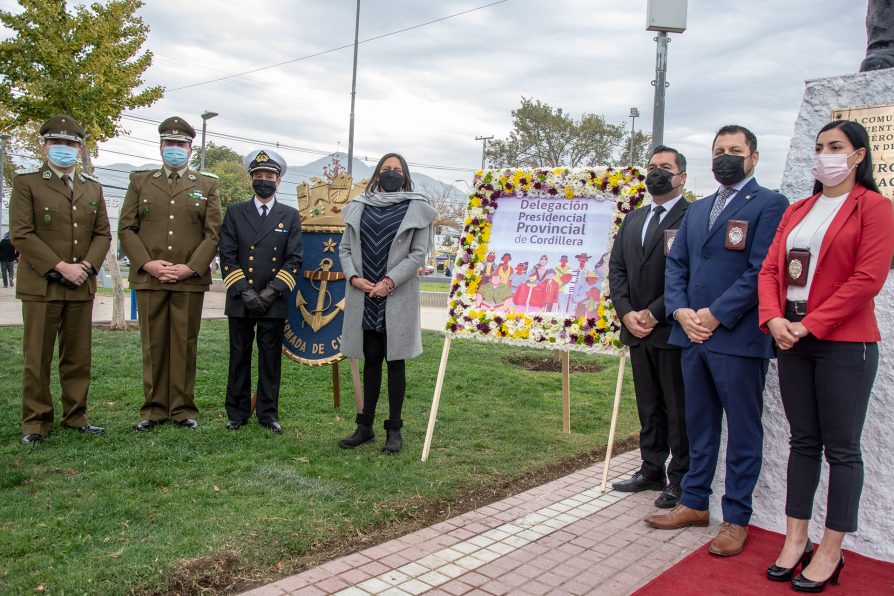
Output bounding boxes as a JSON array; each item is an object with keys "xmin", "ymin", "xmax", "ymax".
[{"xmin": 664, "ymin": 178, "xmax": 788, "ymax": 358}]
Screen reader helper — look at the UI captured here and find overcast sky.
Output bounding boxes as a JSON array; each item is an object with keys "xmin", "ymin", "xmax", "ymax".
[{"xmin": 4, "ymin": 0, "xmax": 870, "ymax": 196}]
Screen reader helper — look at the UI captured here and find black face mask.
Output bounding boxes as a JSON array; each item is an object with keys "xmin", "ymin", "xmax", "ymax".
[
  {"xmin": 378, "ymin": 170, "xmax": 405, "ymax": 193},
  {"xmin": 252, "ymin": 179, "xmax": 277, "ymax": 199},
  {"xmin": 645, "ymin": 168, "xmax": 679, "ymax": 196},
  {"xmin": 712, "ymin": 153, "xmax": 749, "ymax": 186}
]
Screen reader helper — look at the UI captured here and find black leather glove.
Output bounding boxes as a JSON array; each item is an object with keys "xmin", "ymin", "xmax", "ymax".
[
  {"xmin": 45, "ymin": 270, "xmax": 79, "ymax": 289},
  {"xmin": 258, "ymin": 285, "xmax": 280, "ymax": 310},
  {"xmin": 240, "ymin": 288, "xmax": 266, "ymax": 315}
]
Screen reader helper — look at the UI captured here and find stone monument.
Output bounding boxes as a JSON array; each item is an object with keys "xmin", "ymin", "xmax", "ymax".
[{"xmin": 707, "ymin": 2, "xmax": 894, "ymax": 562}]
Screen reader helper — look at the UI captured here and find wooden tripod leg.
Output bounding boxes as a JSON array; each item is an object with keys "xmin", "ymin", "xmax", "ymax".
[
  {"xmin": 600, "ymin": 352, "xmax": 627, "ymax": 493},
  {"xmin": 562, "ymin": 350, "xmax": 571, "ymax": 434},
  {"xmin": 332, "ymin": 362, "xmax": 341, "ymax": 409},
  {"xmin": 421, "ymin": 335, "xmax": 452, "ymax": 462}
]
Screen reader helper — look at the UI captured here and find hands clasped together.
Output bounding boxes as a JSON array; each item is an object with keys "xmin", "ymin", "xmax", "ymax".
[
  {"xmin": 143, "ymin": 259, "xmax": 195, "ymax": 284},
  {"xmin": 673, "ymin": 308, "xmax": 721, "ymax": 344},
  {"xmin": 351, "ymin": 276, "xmax": 394, "ymax": 299},
  {"xmin": 621, "ymin": 309, "xmax": 659, "ymax": 339},
  {"xmin": 766, "ymin": 317, "xmax": 809, "ymax": 350},
  {"xmin": 54, "ymin": 260, "xmax": 94, "ymax": 286}
]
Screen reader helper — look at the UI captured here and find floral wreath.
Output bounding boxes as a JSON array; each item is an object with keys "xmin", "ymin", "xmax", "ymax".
[{"xmin": 445, "ymin": 167, "xmax": 647, "ymax": 353}]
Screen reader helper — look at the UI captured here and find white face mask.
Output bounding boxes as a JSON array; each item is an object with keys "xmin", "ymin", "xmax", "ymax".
[{"xmin": 811, "ymin": 150, "xmax": 860, "ymax": 188}]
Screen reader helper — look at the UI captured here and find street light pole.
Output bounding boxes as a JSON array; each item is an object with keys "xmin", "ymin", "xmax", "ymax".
[
  {"xmin": 0, "ymin": 133, "xmax": 9, "ymax": 234},
  {"xmin": 646, "ymin": 0, "xmax": 687, "ymax": 150},
  {"xmin": 627, "ymin": 107, "xmax": 640, "ymax": 165},
  {"xmin": 475, "ymin": 135, "xmax": 493, "ymax": 170},
  {"xmin": 347, "ymin": 0, "xmax": 361, "ymax": 176},
  {"xmin": 199, "ymin": 111, "xmax": 219, "ymax": 171}
]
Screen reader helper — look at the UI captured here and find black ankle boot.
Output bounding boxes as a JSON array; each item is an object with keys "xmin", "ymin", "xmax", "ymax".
[
  {"xmin": 339, "ymin": 416, "xmax": 375, "ymax": 449},
  {"xmin": 382, "ymin": 419, "xmax": 403, "ymax": 454}
]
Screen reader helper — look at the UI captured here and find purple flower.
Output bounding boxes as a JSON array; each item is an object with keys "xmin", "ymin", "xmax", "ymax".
[
  {"xmin": 547, "ymin": 188, "xmax": 558, "ymax": 196},
  {"xmin": 563, "ymin": 319, "xmax": 573, "ymax": 328},
  {"xmin": 477, "ymin": 323, "xmax": 491, "ymax": 334},
  {"xmin": 569, "ymin": 334, "xmax": 579, "ymax": 343},
  {"xmin": 450, "ymin": 324, "xmax": 459, "ymax": 332},
  {"xmin": 584, "ymin": 335, "xmax": 595, "ymax": 346}
]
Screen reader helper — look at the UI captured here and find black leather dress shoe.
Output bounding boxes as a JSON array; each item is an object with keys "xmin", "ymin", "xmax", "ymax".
[
  {"xmin": 178, "ymin": 419, "xmax": 198, "ymax": 429},
  {"xmin": 261, "ymin": 421, "xmax": 283, "ymax": 434},
  {"xmin": 612, "ymin": 471, "xmax": 666, "ymax": 492},
  {"xmin": 226, "ymin": 420, "xmax": 242, "ymax": 430},
  {"xmin": 654, "ymin": 482, "xmax": 682, "ymax": 508},
  {"xmin": 21, "ymin": 434, "xmax": 44, "ymax": 445},
  {"xmin": 76, "ymin": 424, "xmax": 105, "ymax": 435},
  {"xmin": 135, "ymin": 419, "xmax": 160, "ymax": 432}
]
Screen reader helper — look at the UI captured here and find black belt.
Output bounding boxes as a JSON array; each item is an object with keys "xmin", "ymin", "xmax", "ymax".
[{"xmin": 786, "ymin": 300, "xmax": 808, "ymax": 317}]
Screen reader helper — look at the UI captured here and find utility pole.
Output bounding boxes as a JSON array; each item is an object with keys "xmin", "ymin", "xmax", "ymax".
[
  {"xmin": 347, "ymin": 0, "xmax": 361, "ymax": 176},
  {"xmin": 475, "ymin": 135, "xmax": 493, "ymax": 170},
  {"xmin": 627, "ymin": 107, "xmax": 640, "ymax": 165},
  {"xmin": 0, "ymin": 133, "xmax": 9, "ymax": 234}
]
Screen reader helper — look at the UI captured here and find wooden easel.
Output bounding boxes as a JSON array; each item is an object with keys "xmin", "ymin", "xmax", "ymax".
[{"xmin": 421, "ymin": 334, "xmax": 628, "ymax": 493}]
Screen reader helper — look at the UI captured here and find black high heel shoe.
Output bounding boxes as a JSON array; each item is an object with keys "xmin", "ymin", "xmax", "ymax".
[
  {"xmin": 766, "ymin": 538, "xmax": 814, "ymax": 582},
  {"xmin": 791, "ymin": 554, "xmax": 845, "ymax": 593}
]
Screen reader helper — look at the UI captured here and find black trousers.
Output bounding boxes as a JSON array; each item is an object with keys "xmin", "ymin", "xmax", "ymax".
[
  {"xmin": 777, "ymin": 333, "xmax": 878, "ymax": 533},
  {"xmin": 629, "ymin": 342, "xmax": 689, "ymax": 484},
  {"xmin": 225, "ymin": 317, "xmax": 285, "ymax": 425},
  {"xmin": 358, "ymin": 330, "xmax": 405, "ymax": 428}
]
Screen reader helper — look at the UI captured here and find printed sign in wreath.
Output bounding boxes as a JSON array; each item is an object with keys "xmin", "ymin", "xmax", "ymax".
[{"xmin": 445, "ymin": 167, "xmax": 647, "ymax": 354}]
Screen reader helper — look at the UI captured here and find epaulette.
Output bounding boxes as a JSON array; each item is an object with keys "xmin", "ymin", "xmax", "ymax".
[
  {"xmin": 16, "ymin": 167, "xmax": 41, "ymax": 176},
  {"xmin": 200, "ymin": 171, "xmax": 219, "ymax": 179},
  {"xmin": 130, "ymin": 167, "xmax": 155, "ymax": 174},
  {"xmin": 81, "ymin": 172, "xmax": 100, "ymax": 183}
]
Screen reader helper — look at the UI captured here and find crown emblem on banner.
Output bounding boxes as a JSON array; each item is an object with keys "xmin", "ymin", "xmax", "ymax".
[{"xmin": 297, "ymin": 173, "xmax": 368, "ymax": 231}]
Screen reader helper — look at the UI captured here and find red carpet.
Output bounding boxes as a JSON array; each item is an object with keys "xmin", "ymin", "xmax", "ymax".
[{"xmin": 633, "ymin": 526, "xmax": 894, "ymax": 595}]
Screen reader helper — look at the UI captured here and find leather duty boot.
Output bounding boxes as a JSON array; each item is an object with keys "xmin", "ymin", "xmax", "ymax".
[
  {"xmin": 339, "ymin": 415, "xmax": 375, "ymax": 449},
  {"xmin": 382, "ymin": 419, "xmax": 403, "ymax": 454}
]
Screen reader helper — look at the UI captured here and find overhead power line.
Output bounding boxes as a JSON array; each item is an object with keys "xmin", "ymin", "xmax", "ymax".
[{"xmin": 166, "ymin": 0, "xmax": 509, "ymax": 92}]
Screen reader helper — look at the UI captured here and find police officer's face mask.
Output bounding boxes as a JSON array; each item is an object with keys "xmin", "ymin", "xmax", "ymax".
[
  {"xmin": 162, "ymin": 146, "xmax": 189, "ymax": 168},
  {"xmin": 252, "ymin": 179, "xmax": 277, "ymax": 199},
  {"xmin": 47, "ymin": 144, "xmax": 79, "ymax": 168},
  {"xmin": 378, "ymin": 169, "xmax": 404, "ymax": 193}
]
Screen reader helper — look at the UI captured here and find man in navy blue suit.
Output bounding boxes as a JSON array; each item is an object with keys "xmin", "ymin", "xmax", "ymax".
[{"xmin": 645, "ymin": 125, "xmax": 788, "ymax": 557}]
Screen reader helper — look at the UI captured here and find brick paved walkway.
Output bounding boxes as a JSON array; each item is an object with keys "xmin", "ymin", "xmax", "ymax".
[{"xmin": 242, "ymin": 450, "xmax": 717, "ymax": 595}]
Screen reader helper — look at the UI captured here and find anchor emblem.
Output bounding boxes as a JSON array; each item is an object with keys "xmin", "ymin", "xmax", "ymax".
[{"xmin": 295, "ymin": 258, "xmax": 346, "ymax": 332}]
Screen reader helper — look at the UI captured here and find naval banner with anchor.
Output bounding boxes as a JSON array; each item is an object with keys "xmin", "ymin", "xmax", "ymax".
[{"xmin": 283, "ymin": 231, "xmax": 346, "ymax": 365}]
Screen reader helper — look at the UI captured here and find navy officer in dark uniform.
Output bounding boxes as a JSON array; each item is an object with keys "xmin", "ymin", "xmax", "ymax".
[{"xmin": 219, "ymin": 149, "xmax": 302, "ymax": 433}]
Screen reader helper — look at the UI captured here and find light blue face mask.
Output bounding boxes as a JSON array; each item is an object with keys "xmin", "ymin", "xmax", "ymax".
[
  {"xmin": 162, "ymin": 146, "xmax": 189, "ymax": 168},
  {"xmin": 47, "ymin": 144, "xmax": 79, "ymax": 168}
]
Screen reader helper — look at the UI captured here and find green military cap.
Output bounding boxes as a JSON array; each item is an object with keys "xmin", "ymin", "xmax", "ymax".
[
  {"xmin": 158, "ymin": 116, "xmax": 196, "ymax": 143},
  {"xmin": 40, "ymin": 114, "xmax": 85, "ymax": 144}
]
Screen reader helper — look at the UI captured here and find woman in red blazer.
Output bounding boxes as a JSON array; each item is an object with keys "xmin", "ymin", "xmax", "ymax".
[{"xmin": 758, "ymin": 120, "xmax": 894, "ymax": 592}]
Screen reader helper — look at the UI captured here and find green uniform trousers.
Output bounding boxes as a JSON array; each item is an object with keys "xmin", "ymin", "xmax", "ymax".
[
  {"xmin": 21, "ymin": 299, "xmax": 94, "ymax": 435},
  {"xmin": 136, "ymin": 290, "xmax": 205, "ymax": 422}
]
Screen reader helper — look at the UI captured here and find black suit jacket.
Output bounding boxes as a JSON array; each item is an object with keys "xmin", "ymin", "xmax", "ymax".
[
  {"xmin": 219, "ymin": 198, "xmax": 303, "ymax": 318},
  {"xmin": 608, "ymin": 197, "xmax": 688, "ymax": 348}
]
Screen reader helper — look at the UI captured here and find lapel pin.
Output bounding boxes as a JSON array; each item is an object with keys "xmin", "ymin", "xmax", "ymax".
[
  {"xmin": 153, "ymin": 171, "xmax": 161, "ymax": 178},
  {"xmin": 745, "ymin": 195, "xmax": 752, "ymax": 200},
  {"xmin": 278, "ymin": 223, "xmax": 284, "ymax": 228},
  {"xmin": 188, "ymin": 174, "xmax": 196, "ymax": 181},
  {"xmin": 42, "ymin": 171, "xmax": 52, "ymax": 179}
]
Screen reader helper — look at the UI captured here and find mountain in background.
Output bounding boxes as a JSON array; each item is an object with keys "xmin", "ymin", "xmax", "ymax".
[{"xmin": 94, "ymin": 152, "xmax": 468, "ymax": 209}]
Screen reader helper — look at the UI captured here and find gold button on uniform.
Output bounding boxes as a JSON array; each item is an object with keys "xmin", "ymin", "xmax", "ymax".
[
  {"xmin": 167, "ymin": 245, "xmax": 172, "ymax": 250},
  {"xmin": 250, "ymin": 245, "xmax": 255, "ymax": 250},
  {"xmin": 73, "ymin": 223, "xmax": 78, "ymax": 228},
  {"xmin": 248, "ymin": 267, "xmax": 253, "ymax": 272},
  {"xmin": 272, "ymin": 257, "xmax": 277, "ymax": 262},
  {"xmin": 249, "ymin": 256, "xmax": 254, "ymax": 261},
  {"xmin": 170, "ymin": 215, "xmax": 174, "ymax": 219},
  {"xmin": 248, "ymin": 280, "xmax": 253, "ymax": 285}
]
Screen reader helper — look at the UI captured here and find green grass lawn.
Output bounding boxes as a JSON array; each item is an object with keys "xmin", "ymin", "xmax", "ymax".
[
  {"xmin": 0, "ymin": 322, "xmax": 637, "ymax": 594},
  {"xmin": 420, "ymin": 281, "xmax": 449, "ymax": 293}
]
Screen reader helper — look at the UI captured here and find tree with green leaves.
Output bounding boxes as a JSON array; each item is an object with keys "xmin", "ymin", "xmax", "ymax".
[
  {"xmin": 485, "ymin": 97, "xmax": 629, "ymax": 169},
  {"xmin": 0, "ymin": 0, "xmax": 162, "ymax": 329},
  {"xmin": 190, "ymin": 142, "xmax": 251, "ymax": 211}
]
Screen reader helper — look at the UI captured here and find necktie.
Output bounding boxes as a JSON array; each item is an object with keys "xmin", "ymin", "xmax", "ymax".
[
  {"xmin": 60, "ymin": 174, "xmax": 73, "ymax": 197},
  {"xmin": 260, "ymin": 204, "xmax": 268, "ymax": 220},
  {"xmin": 708, "ymin": 186, "xmax": 735, "ymax": 230},
  {"xmin": 168, "ymin": 171, "xmax": 179, "ymax": 187},
  {"xmin": 643, "ymin": 204, "xmax": 665, "ymax": 249}
]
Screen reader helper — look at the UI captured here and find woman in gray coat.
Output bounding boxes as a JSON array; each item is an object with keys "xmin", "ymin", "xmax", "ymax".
[{"xmin": 338, "ymin": 153, "xmax": 436, "ymax": 454}]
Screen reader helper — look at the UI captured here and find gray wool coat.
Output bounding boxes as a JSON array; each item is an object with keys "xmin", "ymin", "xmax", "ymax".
[{"xmin": 339, "ymin": 197, "xmax": 437, "ymax": 361}]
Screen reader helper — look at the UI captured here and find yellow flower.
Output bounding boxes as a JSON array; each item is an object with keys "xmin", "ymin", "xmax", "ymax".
[
  {"xmin": 469, "ymin": 197, "xmax": 481, "ymax": 207},
  {"xmin": 564, "ymin": 186, "xmax": 575, "ymax": 199},
  {"xmin": 596, "ymin": 319, "xmax": 607, "ymax": 330}
]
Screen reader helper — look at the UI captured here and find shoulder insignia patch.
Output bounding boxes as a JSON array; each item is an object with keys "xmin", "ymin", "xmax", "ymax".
[
  {"xmin": 152, "ymin": 171, "xmax": 161, "ymax": 178},
  {"xmin": 81, "ymin": 173, "xmax": 100, "ymax": 183},
  {"xmin": 188, "ymin": 174, "xmax": 196, "ymax": 181},
  {"xmin": 131, "ymin": 167, "xmax": 155, "ymax": 173},
  {"xmin": 200, "ymin": 171, "xmax": 219, "ymax": 179}
]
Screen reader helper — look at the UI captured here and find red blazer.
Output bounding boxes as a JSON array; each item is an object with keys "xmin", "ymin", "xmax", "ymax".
[{"xmin": 758, "ymin": 185, "xmax": 894, "ymax": 341}]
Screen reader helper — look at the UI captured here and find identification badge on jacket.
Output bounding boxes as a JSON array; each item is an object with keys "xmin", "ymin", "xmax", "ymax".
[
  {"xmin": 663, "ymin": 229, "xmax": 678, "ymax": 256},
  {"xmin": 786, "ymin": 248, "xmax": 810, "ymax": 287},
  {"xmin": 725, "ymin": 220, "xmax": 748, "ymax": 251}
]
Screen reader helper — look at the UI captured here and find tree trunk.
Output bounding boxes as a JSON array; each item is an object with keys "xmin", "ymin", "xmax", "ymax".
[{"xmin": 82, "ymin": 147, "xmax": 127, "ymax": 330}]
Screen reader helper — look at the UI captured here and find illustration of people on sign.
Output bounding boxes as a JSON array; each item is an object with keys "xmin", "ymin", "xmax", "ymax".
[
  {"xmin": 481, "ymin": 251, "xmax": 498, "ymax": 283},
  {"xmin": 554, "ymin": 255, "xmax": 573, "ymax": 292},
  {"xmin": 539, "ymin": 269, "xmax": 561, "ymax": 312},
  {"xmin": 528, "ymin": 254, "xmax": 550, "ymax": 281},
  {"xmin": 562, "ymin": 252, "xmax": 592, "ymax": 313},
  {"xmin": 495, "ymin": 253, "xmax": 513, "ymax": 286},
  {"xmin": 512, "ymin": 272, "xmax": 546, "ymax": 312},
  {"xmin": 510, "ymin": 262, "xmax": 528, "ymax": 290},
  {"xmin": 476, "ymin": 272, "xmax": 514, "ymax": 311}
]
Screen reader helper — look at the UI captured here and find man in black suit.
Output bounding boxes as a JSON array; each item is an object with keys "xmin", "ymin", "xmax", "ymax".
[
  {"xmin": 219, "ymin": 149, "xmax": 302, "ymax": 433},
  {"xmin": 608, "ymin": 145, "xmax": 689, "ymax": 508}
]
